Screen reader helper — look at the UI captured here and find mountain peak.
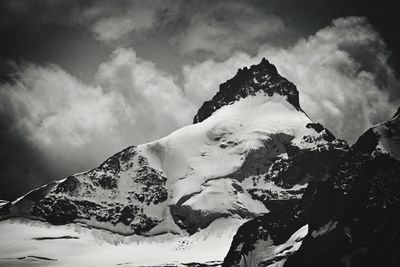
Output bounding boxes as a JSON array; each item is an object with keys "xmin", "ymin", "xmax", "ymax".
[{"xmin": 193, "ymin": 58, "xmax": 302, "ymax": 123}]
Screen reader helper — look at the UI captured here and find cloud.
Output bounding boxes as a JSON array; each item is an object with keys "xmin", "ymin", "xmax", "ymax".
[
  {"xmin": 175, "ymin": 1, "xmax": 284, "ymax": 57},
  {"xmin": 1, "ymin": 64, "xmax": 117, "ymax": 147},
  {"xmin": 88, "ymin": 0, "xmax": 180, "ymax": 43},
  {"xmin": 0, "ymin": 0, "xmax": 172, "ymax": 44},
  {"xmin": 92, "ymin": 17, "xmax": 138, "ymax": 42},
  {"xmin": 0, "ymin": 63, "xmax": 118, "ymax": 198},
  {"xmin": 0, "ymin": 48, "xmax": 194, "ymax": 152},
  {"xmin": 0, "ymin": 48, "xmax": 194, "ymax": 199},
  {"xmin": 182, "ymin": 16, "xmax": 400, "ymax": 143},
  {"xmin": 95, "ymin": 48, "xmax": 194, "ymax": 135},
  {"xmin": 90, "ymin": 2, "xmax": 161, "ymax": 42}
]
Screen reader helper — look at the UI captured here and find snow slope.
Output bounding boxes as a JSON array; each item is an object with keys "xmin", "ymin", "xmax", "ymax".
[{"xmin": 158, "ymin": 93, "xmax": 314, "ymax": 205}]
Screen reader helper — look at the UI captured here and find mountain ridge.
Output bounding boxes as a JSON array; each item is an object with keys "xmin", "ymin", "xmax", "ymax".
[
  {"xmin": 0, "ymin": 59, "xmax": 348, "ymax": 235},
  {"xmin": 0, "ymin": 58, "xmax": 351, "ymax": 266}
]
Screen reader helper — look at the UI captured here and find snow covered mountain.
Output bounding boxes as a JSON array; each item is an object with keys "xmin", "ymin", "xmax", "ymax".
[
  {"xmin": 0, "ymin": 58, "xmax": 348, "ymax": 265},
  {"xmin": 223, "ymin": 107, "xmax": 400, "ymax": 267}
]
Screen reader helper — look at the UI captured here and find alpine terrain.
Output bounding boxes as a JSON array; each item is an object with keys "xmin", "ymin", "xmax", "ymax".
[
  {"xmin": 0, "ymin": 58, "xmax": 353, "ymax": 266},
  {"xmin": 222, "ymin": 95, "xmax": 400, "ymax": 265}
]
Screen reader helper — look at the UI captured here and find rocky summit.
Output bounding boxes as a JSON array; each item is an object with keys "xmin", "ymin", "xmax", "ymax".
[{"xmin": 194, "ymin": 58, "xmax": 302, "ymax": 124}]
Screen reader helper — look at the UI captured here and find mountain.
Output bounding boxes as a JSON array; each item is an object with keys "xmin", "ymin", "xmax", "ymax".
[
  {"xmin": 284, "ymin": 107, "xmax": 400, "ymax": 267},
  {"xmin": 0, "ymin": 59, "xmax": 348, "ymax": 265},
  {"xmin": 223, "ymin": 108, "xmax": 400, "ymax": 267}
]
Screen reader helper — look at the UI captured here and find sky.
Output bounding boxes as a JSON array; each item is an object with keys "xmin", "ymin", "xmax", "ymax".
[{"xmin": 0, "ymin": 0, "xmax": 399, "ymax": 200}]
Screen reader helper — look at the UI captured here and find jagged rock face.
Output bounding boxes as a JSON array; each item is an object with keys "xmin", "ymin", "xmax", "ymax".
[
  {"xmin": 228, "ymin": 136, "xmax": 347, "ymax": 218},
  {"xmin": 1, "ymin": 58, "xmax": 348, "ymax": 237},
  {"xmin": 35, "ymin": 146, "xmax": 167, "ymax": 233},
  {"xmin": 283, "ymin": 113, "xmax": 400, "ymax": 267},
  {"xmin": 238, "ymin": 129, "xmax": 347, "ymax": 210},
  {"xmin": 5, "ymin": 146, "xmax": 169, "ymax": 234},
  {"xmin": 223, "ymin": 183, "xmax": 320, "ymax": 267},
  {"xmin": 193, "ymin": 58, "xmax": 302, "ymax": 124}
]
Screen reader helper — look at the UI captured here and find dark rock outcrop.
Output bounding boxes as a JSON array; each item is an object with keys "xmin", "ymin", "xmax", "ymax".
[
  {"xmin": 223, "ymin": 182, "xmax": 320, "ymax": 267},
  {"xmin": 194, "ymin": 58, "xmax": 302, "ymax": 124}
]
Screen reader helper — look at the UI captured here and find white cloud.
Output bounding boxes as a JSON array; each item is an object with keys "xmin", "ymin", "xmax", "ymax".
[
  {"xmin": 95, "ymin": 48, "xmax": 194, "ymax": 136},
  {"xmin": 0, "ymin": 64, "xmax": 119, "ymax": 148},
  {"xmin": 0, "ymin": 48, "xmax": 194, "ymax": 174}
]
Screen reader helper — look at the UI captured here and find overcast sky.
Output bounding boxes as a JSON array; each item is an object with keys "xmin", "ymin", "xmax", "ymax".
[{"xmin": 1, "ymin": 0, "xmax": 399, "ymax": 200}]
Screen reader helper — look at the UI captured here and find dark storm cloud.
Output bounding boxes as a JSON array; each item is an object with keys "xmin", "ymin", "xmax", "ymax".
[{"xmin": 0, "ymin": 0, "xmax": 399, "ymax": 200}]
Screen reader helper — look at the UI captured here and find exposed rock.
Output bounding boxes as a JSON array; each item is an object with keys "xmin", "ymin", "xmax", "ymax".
[
  {"xmin": 23, "ymin": 146, "xmax": 169, "ymax": 234},
  {"xmin": 223, "ymin": 182, "xmax": 320, "ymax": 267},
  {"xmin": 193, "ymin": 58, "xmax": 302, "ymax": 124}
]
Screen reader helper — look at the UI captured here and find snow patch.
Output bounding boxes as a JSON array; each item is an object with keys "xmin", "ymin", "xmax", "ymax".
[
  {"xmin": 239, "ymin": 225, "xmax": 308, "ymax": 267},
  {"xmin": 0, "ymin": 217, "xmax": 246, "ymax": 266}
]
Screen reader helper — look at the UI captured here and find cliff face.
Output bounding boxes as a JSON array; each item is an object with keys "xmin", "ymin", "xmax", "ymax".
[{"xmin": 223, "ymin": 109, "xmax": 400, "ymax": 267}]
